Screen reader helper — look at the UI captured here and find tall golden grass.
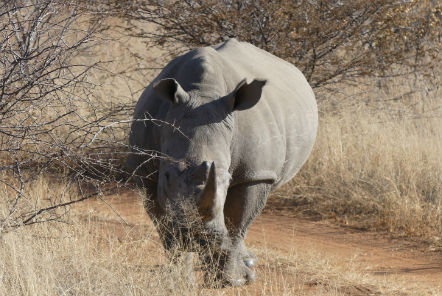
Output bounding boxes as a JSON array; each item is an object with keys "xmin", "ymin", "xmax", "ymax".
[{"xmin": 1, "ymin": 180, "xmax": 435, "ymax": 295}]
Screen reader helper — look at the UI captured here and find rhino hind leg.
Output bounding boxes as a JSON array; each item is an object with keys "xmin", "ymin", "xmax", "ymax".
[{"xmin": 219, "ymin": 181, "xmax": 272, "ymax": 286}]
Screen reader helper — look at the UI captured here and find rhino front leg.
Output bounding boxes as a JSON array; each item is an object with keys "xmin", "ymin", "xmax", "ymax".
[{"xmin": 220, "ymin": 181, "xmax": 272, "ymax": 286}]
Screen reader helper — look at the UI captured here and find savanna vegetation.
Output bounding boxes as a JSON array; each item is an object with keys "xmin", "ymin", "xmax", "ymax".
[{"xmin": 0, "ymin": 0, "xmax": 440, "ymax": 294}]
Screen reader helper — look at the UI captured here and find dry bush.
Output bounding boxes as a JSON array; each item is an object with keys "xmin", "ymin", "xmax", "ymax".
[
  {"xmin": 0, "ymin": 0, "xmax": 101, "ymax": 232},
  {"xmin": 116, "ymin": 0, "xmax": 441, "ymax": 88},
  {"xmin": 0, "ymin": 1, "xmax": 156, "ymax": 233}
]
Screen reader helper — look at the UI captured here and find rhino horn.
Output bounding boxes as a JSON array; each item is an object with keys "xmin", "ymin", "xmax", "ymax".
[
  {"xmin": 198, "ymin": 161, "xmax": 217, "ymax": 220},
  {"xmin": 153, "ymin": 78, "xmax": 189, "ymax": 105}
]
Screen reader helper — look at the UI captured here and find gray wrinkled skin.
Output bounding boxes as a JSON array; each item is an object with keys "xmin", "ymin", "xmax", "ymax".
[{"xmin": 127, "ymin": 39, "xmax": 318, "ymax": 287}]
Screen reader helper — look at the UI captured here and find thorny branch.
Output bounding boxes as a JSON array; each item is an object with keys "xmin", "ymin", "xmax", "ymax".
[{"xmin": 0, "ymin": 0, "xmax": 164, "ymax": 234}]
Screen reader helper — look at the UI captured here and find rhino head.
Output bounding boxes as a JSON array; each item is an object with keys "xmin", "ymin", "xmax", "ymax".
[{"xmin": 152, "ymin": 77, "xmax": 266, "ymax": 250}]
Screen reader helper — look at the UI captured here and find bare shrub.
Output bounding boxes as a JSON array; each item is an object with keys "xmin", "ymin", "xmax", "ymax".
[
  {"xmin": 0, "ymin": 0, "xmax": 142, "ymax": 233},
  {"xmin": 115, "ymin": 0, "xmax": 441, "ymax": 88}
]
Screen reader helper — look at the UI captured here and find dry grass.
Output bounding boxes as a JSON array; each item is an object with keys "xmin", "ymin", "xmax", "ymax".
[{"xmin": 1, "ymin": 182, "xmax": 435, "ymax": 296}]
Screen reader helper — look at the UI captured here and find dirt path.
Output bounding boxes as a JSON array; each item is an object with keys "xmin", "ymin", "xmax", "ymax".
[
  {"xmin": 249, "ymin": 215, "xmax": 441, "ymax": 287},
  {"xmin": 77, "ymin": 190, "xmax": 441, "ymax": 294}
]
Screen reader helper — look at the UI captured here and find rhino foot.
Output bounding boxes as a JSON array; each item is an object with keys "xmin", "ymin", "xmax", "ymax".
[
  {"xmin": 205, "ymin": 263, "xmax": 255, "ymax": 287},
  {"xmin": 201, "ymin": 249, "xmax": 256, "ymax": 287},
  {"xmin": 242, "ymin": 250, "xmax": 257, "ymax": 267},
  {"xmin": 239, "ymin": 241, "xmax": 258, "ymax": 267},
  {"xmin": 243, "ymin": 257, "xmax": 256, "ymax": 268},
  {"xmin": 221, "ymin": 245, "xmax": 257, "ymax": 287},
  {"xmin": 223, "ymin": 256, "xmax": 256, "ymax": 287}
]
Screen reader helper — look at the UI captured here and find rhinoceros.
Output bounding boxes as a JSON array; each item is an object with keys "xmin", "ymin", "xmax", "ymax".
[{"xmin": 127, "ymin": 38, "xmax": 317, "ymax": 286}]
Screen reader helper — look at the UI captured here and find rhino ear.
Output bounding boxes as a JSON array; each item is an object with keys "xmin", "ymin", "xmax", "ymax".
[
  {"xmin": 153, "ymin": 78, "xmax": 189, "ymax": 105},
  {"xmin": 226, "ymin": 79, "xmax": 266, "ymax": 111},
  {"xmin": 198, "ymin": 162, "xmax": 217, "ymax": 220}
]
